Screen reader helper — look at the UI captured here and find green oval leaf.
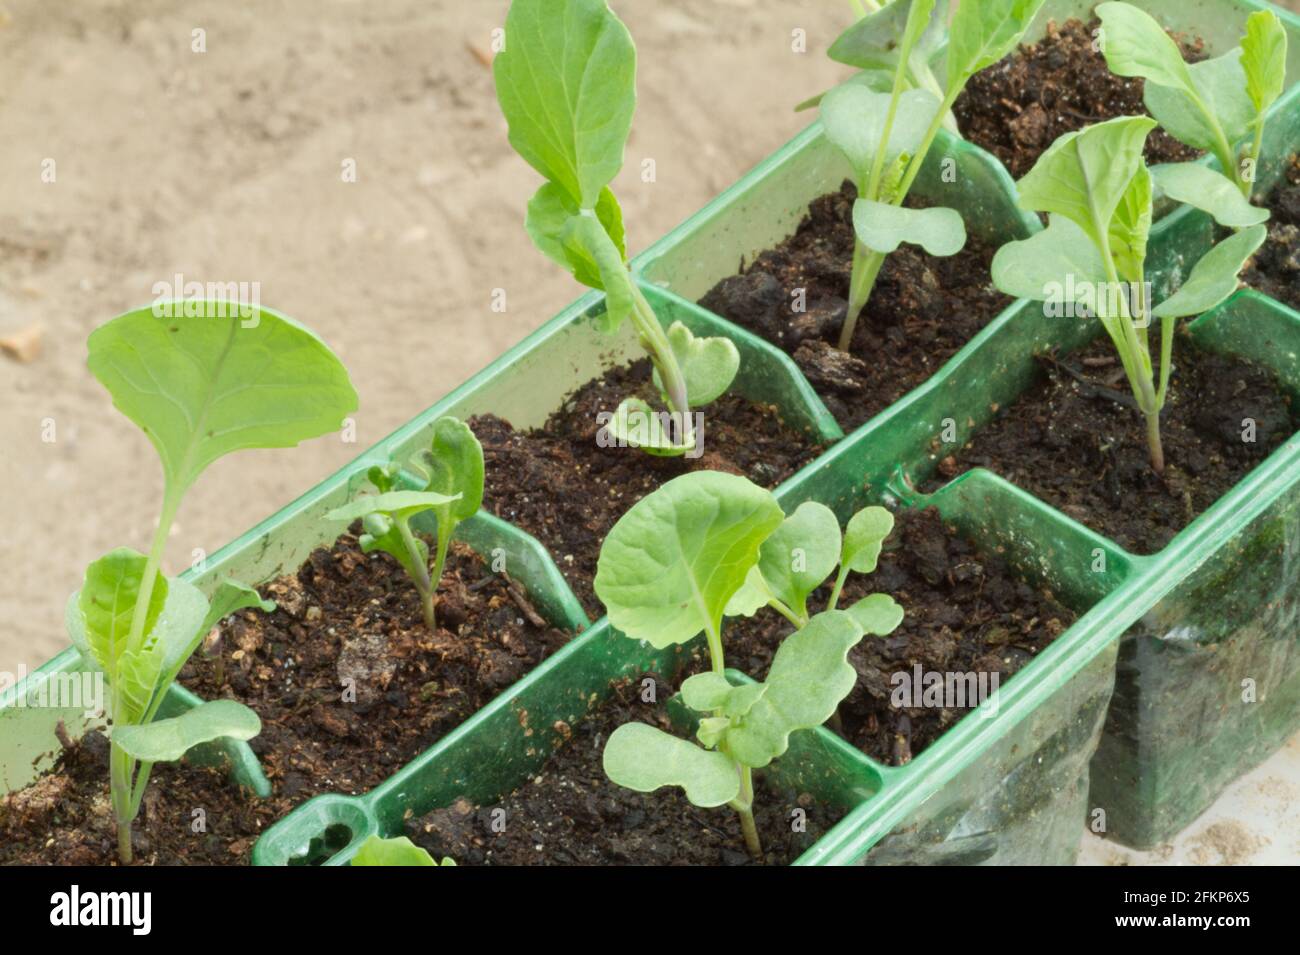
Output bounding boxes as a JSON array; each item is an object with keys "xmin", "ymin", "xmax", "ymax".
[
  {"xmin": 602, "ymin": 722, "xmax": 740, "ymax": 808},
  {"xmin": 842, "ymin": 506, "xmax": 895, "ymax": 574},
  {"xmin": 493, "ymin": 0, "xmax": 635, "ymax": 209},
  {"xmin": 829, "ymin": 0, "xmax": 946, "ymax": 71},
  {"xmin": 852, "ymin": 199, "xmax": 966, "ymax": 256},
  {"xmin": 946, "ymin": 0, "xmax": 1047, "ymax": 88},
  {"xmin": 651, "ymin": 322, "xmax": 740, "ymax": 409},
  {"xmin": 758, "ymin": 501, "xmax": 841, "ymax": 619},
  {"xmin": 821, "ymin": 86, "xmax": 940, "ymax": 181},
  {"xmin": 1143, "ymin": 51, "xmax": 1254, "ymax": 152},
  {"xmin": 112, "ymin": 699, "xmax": 261, "ymax": 763},
  {"xmin": 725, "ymin": 610, "xmax": 866, "ymax": 768},
  {"xmin": 525, "ymin": 182, "xmax": 627, "ymax": 288},
  {"xmin": 1096, "ymin": 2, "xmax": 1196, "ymax": 91},
  {"xmin": 1016, "ymin": 116, "xmax": 1157, "ymax": 248},
  {"xmin": 991, "ymin": 216, "xmax": 1109, "ymax": 306},
  {"xmin": 845, "ymin": 592, "xmax": 905, "ymax": 635},
  {"xmin": 1151, "ymin": 225, "xmax": 1267, "ymax": 319},
  {"xmin": 87, "ymin": 305, "xmax": 357, "ymax": 499},
  {"xmin": 69, "ymin": 549, "xmax": 167, "ymax": 675},
  {"xmin": 422, "ymin": 416, "xmax": 485, "ymax": 523},
  {"xmin": 1242, "ymin": 10, "xmax": 1287, "ymax": 117},
  {"xmin": 351, "ymin": 835, "xmax": 454, "ymax": 867},
  {"xmin": 1151, "ymin": 163, "xmax": 1269, "ymax": 228},
  {"xmin": 594, "ymin": 471, "xmax": 783, "ymax": 648},
  {"xmin": 603, "ymin": 397, "xmax": 691, "ymax": 457}
]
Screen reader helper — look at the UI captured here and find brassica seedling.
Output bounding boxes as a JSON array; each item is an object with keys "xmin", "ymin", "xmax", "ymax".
[
  {"xmin": 992, "ymin": 116, "xmax": 1267, "ymax": 473},
  {"xmin": 326, "ymin": 417, "xmax": 483, "ymax": 630},
  {"xmin": 351, "ymin": 834, "xmax": 455, "ymax": 867},
  {"xmin": 1096, "ymin": 3, "xmax": 1287, "ymax": 204},
  {"xmin": 801, "ymin": 0, "xmax": 955, "ymax": 128},
  {"xmin": 594, "ymin": 472, "xmax": 902, "ymax": 858},
  {"xmin": 819, "ymin": 0, "xmax": 1048, "ymax": 350},
  {"xmin": 71, "ymin": 302, "xmax": 358, "ymax": 863},
  {"xmin": 494, "ymin": 0, "xmax": 739, "ymax": 455}
]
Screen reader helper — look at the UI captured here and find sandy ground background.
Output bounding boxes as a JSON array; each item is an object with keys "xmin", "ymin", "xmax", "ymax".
[{"xmin": 2, "ymin": 0, "xmax": 1296, "ymax": 865}]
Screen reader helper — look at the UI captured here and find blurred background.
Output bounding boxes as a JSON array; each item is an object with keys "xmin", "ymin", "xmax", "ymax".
[{"xmin": 2, "ymin": 0, "xmax": 1296, "ymax": 866}]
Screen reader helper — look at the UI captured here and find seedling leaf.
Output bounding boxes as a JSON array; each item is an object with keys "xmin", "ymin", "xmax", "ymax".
[
  {"xmin": 112, "ymin": 699, "xmax": 261, "ymax": 763},
  {"xmin": 1151, "ymin": 162, "xmax": 1269, "ymax": 228},
  {"xmin": 1242, "ymin": 10, "xmax": 1287, "ymax": 117},
  {"xmin": 991, "ymin": 215, "xmax": 1109, "ymax": 306},
  {"xmin": 352, "ymin": 835, "xmax": 455, "ymax": 867},
  {"xmin": 594, "ymin": 471, "xmax": 783, "ymax": 648},
  {"xmin": 1016, "ymin": 116, "xmax": 1156, "ymax": 248},
  {"xmin": 70, "ymin": 549, "xmax": 167, "ymax": 675},
  {"xmin": 604, "ymin": 397, "xmax": 690, "ymax": 457},
  {"xmin": 201, "ymin": 580, "xmax": 276, "ymax": 637},
  {"xmin": 493, "ymin": 0, "xmax": 635, "ymax": 209},
  {"xmin": 526, "ymin": 183, "xmax": 627, "ymax": 287},
  {"xmin": 821, "ymin": 85, "xmax": 939, "ymax": 180},
  {"xmin": 1143, "ymin": 51, "xmax": 1254, "ymax": 153},
  {"xmin": 87, "ymin": 306, "xmax": 358, "ymax": 501},
  {"xmin": 757, "ymin": 501, "xmax": 841, "ymax": 619},
  {"xmin": 1151, "ymin": 224, "xmax": 1267, "ymax": 318},
  {"xmin": 725, "ymin": 610, "xmax": 866, "ymax": 767},
  {"xmin": 652, "ymin": 321, "xmax": 740, "ymax": 408},
  {"xmin": 681, "ymin": 672, "xmax": 768, "ymax": 718},
  {"xmin": 602, "ymin": 722, "xmax": 741, "ymax": 807},
  {"xmin": 852, "ymin": 199, "xmax": 966, "ymax": 256},
  {"xmin": 829, "ymin": 0, "xmax": 945, "ymax": 71},
  {"xmin": 841, "ymin": 506, "xmax": 895, "ymax": 574},
  {"xmin": 563, "ymin": 214, "xmax": 638, "ymax": 334},
  {"xmin": 946, "ymin": 0, "xmax": 1048, "ymax": 89},
  {"xmin": 1095, "ymin": 2, "xmax": 1196, "ymax": 91},
  {"xmin": 845, "ymin": 592, "xmax": 905, "ymax": 635},
  {"xmin": 723, "ymin": 564, "xmax": 773, "ymax": 618},
  {"xmin": 422, "ymin": 416, "xmax": 485, "ymax": 523}
]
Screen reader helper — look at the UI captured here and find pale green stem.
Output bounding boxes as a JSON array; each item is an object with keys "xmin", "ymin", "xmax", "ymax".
[
  {"xmin": 827, "ymin": 566, "xmax": 851, "ymax": 613},
  {"xmin": 910, "ymin": 63, "xmax": 959, "ymax": 133},
  {"xmin": 866, "ymin": 47, "xmax": 913, "ymax": 204},
  {"xmin": 1155, "ymin": 314, "xmax": 1176, "ymax": 408},
  {"xmin": 429, "ymin": 520, "xmax": 455, "ymax": 617},
  {"xmin": 704, "ymin": 615, "xmax": 726, "ymax": 675},
  {"xmin": 729, "ymin": 765, "xmax": 763, "ymax": 860},
  {"xmin": 112, "ymin": 484, "xmax": 183, "ymax": 863},
  {"xmin": 111, "ymin": 743, "xmax": 134, "ymax": 863},
  {"xmin": 838, "ymin": 85, "xmax": 961, "ymax": 353},
  {"xmin": 839, "ymin": 246, "xmax": 887, "ymax": 351},
  {"xmin": 1187, "ymin": 90, "xmax": 1247, "ymax": 196},
  {"xmin": 767, "ymin": 598, "xmax": 806, "ymax": 630},
  {"xmin": 629, "ymin": 281, "xmax": 694, "ymax": 448},
  {"xmin": 1101, "ymin": 251, "xmax": 1164, "ymax": 474},
  {"xmin": 892, "ymin": 87, "xmax": 962, "ymax": 207},
  {"xmin": 396, "ymin": 515, "xmax": 436, "ymax": 629},
  {"xmin": 1244, "ymin": 120, "xmax": 1266, "ymax": 201}
]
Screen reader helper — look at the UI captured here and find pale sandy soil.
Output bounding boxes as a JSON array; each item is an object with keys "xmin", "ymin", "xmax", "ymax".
[{"xmin": 0, "ymin": 0, "xmax": 846, "ymax": 674}]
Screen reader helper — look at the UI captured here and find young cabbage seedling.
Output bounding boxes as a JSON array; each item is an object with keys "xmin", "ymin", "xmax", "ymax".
[
  {"xmin": 494, "ymin": 0, "xmax": 740, "ymax": 455},
  {"xmin": 326, "ymin": 417, "xmax": 483, "ymax": 630},
  {"xmin": 991, "ymin": 116, "xmax": 1267, "ymax": 474},
  {"xmin": 1096, "ymin": 3, "xmax": 1288, "ymax": 204},
  {"xmin": 800, "ymin": 0, "xmax": 956, "ymax": 130},
  {"xmin": 819, "ymin": 0, "xmax": 1048, "ymax": 350},
  {"xmin": 71, "ymin": 302, "xmax": 358, "ymax": 863},
  {"xmin": 351, "ymin": 834, "xmax": 456, "ymax": 867},
  {"xmin": 593, "ymin": 472, "xmax": 902, "ymax": 858}
]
